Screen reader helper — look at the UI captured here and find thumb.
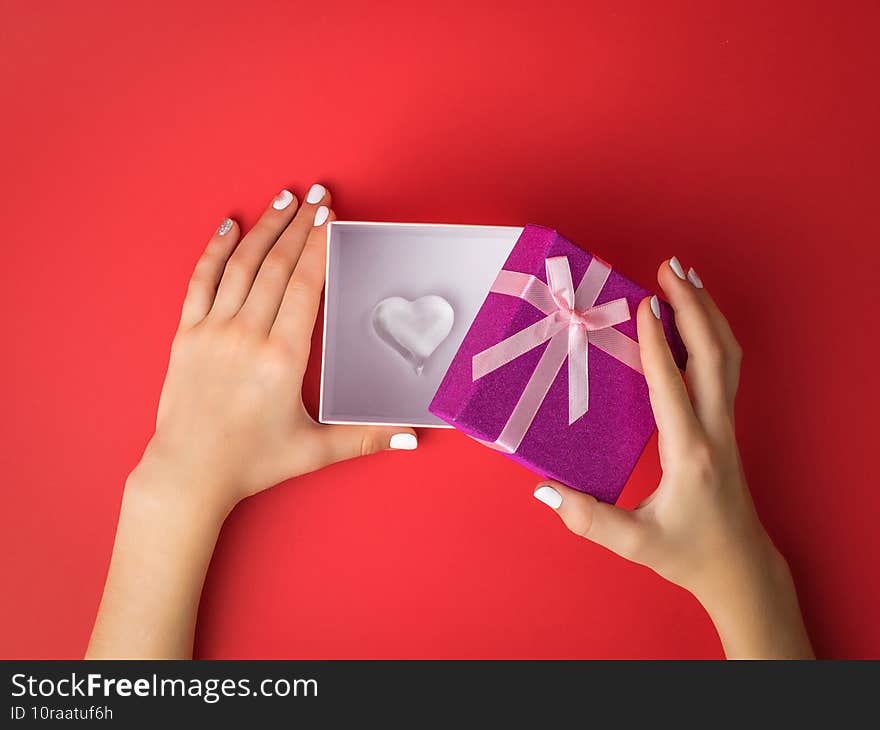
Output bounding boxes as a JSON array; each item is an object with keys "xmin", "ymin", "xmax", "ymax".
[
  {"xmin": 533, "ymin": 481, "xmax": 646, "ymax": 561},
  {"xmin": 318, "ymin": 424, "xmax": 418, "ymax": 465}
]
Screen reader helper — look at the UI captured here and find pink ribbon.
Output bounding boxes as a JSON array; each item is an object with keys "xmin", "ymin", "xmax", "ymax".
[{"xmin": 472, "ymin": 256, "xmax": 643, "ymax": 454}]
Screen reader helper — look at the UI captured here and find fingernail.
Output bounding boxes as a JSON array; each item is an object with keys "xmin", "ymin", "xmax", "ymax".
[
  {"xmin": 533, "ymin": 485, "xmax": 562, "ymax": 509},
  {"xmin": 218, "ymin": 218, "xmax": 233, "ymax": 236},
  {"xmin": 669, "ymin": 256, "xmax": 686, "ymax": 280},
  {"xmin": 687, "ymin": 267, "xmax": 704, "ymax": 289},
  {"xmin": 314, "ymin": 205, "xmax": 329, "ymax": 226},
  {"xmin": 306, "ymin": 183, "xmax": 326, "ymax": 204},
  {"xmin": 650, "ymin": 295, "xmax": 661, "ymax": 319},
  {"xmin": 272, "ymin": 189, "xmax": 294, "ymax": 210},
  {"xmin": 389, "ymin": 433, "xmax": 417, "ymax": 450}
]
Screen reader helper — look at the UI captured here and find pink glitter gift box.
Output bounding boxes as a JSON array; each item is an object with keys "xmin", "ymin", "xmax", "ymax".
[{"xmin": 429, "ymin": 225, "xmax": 687, "ymax": 504}]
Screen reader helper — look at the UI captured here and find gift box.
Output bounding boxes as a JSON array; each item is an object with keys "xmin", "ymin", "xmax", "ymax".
[
  {"xmin": 319, "ymin": 221, "xmax": 523, "ymax": 427},
  {"xmin": 429, "ymin": 225, "xmax": 687, "ymax": 503}
]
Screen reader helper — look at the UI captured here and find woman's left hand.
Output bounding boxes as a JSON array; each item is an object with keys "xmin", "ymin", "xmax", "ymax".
[
  {"xmin": 139, "ymin": 184, "xmax": 417, "ymax": 515},
  {"xmin": 88, "ymin": 184, "xmax": 416, "ymax": 658}
]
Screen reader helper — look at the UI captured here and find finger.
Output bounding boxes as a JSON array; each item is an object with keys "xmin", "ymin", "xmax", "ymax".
[
  {"xmin": 238, "ymin": 184, "xmax": 332, "ymax": 333},
  {"xmin": 178, "ymin": 217, "xmax": 240, "ymax": 330},
  {"xmin": 208, "ymin": 188, "xmax": 299, "ymax": 320},
  {"xmin": 314, "ymin": 424, "xmax": 418, "ymax": 467},
  {"xmin": 270, "ymin": 204, "xmax": 334, "ymax": 349},
  {"xmin": 658, "ymin": 257, "xmax": 731, "ymax": 431},
  {"xmin": 685, "ymin": 266, "xmax": 743, "ymax": 406},
  {"xmin": 532, "ymin": 481, "xmax": 648, "ymax": 562},
  {"xmin": 637, "ymin": 295, "xmax": 702, "ymax": 456}
]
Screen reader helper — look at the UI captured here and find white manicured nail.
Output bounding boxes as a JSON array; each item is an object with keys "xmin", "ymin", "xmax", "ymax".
[
  {"xmin": 687, "ymin": 267, "xmax": 704, "ymax": 289},
  {"xmin": 314, "ymin": 205, "xmax": 329, "ymax": 226},
  {"xmin": 669, "ymin": 256, "xmax": 686, "ymax": 280},
  {"xmin": 533, "ymin": 485, "xmax": 562, "ymax": 510},
  {"xmin": 650, "ymin": 295, "xmax": 661, "ymax": 319},
  {"xmin": 218, "ymin": 218, "xmax": 233, "ymax": 236},
  {"xmin": 389, "ymin": 433, "xmax": 417, "ymax": 450},
  {"xmin": 272, "ymin": 189, "xmax": 294, "ymax": 210},
  {"xmin": 306, "ymin": 183, "xmax": 326, "ymax": 204}
]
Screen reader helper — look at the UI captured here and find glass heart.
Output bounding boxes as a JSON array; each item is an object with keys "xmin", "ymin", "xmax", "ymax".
[{"xmin": 371, "ymin": 295, "xmax": 455, "ymax": 375}]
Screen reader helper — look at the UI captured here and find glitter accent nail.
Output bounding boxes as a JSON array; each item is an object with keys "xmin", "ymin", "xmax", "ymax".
[{"xmin": 218, "ymin": 218, "xmax": 233, "ymax": 236}]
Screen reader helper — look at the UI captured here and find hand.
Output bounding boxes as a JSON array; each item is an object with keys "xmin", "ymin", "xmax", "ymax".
[
  {"xmin": 532, "ymin": 258, "xmax": 813, "ymax": 658},
  {"xmin": 88, "ymin": 184, "xmax": 417, "ymax": 658},
  {"xmin": 138, "ymin": 185, "xmax": 416, "ymax": 514}
]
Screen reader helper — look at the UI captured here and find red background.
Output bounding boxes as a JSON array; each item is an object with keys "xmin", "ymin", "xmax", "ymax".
[{"xmin": 2, "ymin": 1, "xmax": 878, "ymax": 659}]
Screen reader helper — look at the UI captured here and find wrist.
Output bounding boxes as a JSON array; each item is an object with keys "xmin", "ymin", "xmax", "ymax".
[
  {"xmin": 689, "ymin": 531, "xmax": 784, "ymax": 612},
  {"xmin": 89, "ymin": 451, "xmax": 231, "ymax": 659},
  {"xmin": 691, "ymin": 538, "xmax": 812, "ymax": 659},
  {"xmin": 126, "ymin": 451, "xmax": 236, "ymax": 530}
]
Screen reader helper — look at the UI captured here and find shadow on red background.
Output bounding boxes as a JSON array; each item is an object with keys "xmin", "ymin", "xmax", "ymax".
[{"xmin": 1, "ymin": 0, "xmax": 877, "ymax": 658}]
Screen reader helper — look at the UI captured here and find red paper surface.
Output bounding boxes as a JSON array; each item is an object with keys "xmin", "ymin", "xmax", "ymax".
[{"xmin": 1, "ymin": 1, "xmax": 878, "ymax": 659}]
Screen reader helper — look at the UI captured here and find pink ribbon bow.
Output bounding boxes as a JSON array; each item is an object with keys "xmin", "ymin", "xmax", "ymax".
[{"xmin": 472, "ymin": 255, "xmax": 643, "ymax": 454}]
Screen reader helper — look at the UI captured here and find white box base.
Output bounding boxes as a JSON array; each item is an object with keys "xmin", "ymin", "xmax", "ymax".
[{"xmin": 319, "ymin": 221, "xmax": 523, "ymax": 427}]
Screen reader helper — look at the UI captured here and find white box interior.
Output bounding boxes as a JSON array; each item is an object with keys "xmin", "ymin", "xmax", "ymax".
[{"xmin": 320, "ymin": 222, "xmax": 523, "ymax": 427}]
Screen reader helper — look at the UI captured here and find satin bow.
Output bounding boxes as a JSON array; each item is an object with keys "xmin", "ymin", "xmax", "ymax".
[{"xmin": 472, "ymin": 255, "xmax": 643, "ymax": 453}]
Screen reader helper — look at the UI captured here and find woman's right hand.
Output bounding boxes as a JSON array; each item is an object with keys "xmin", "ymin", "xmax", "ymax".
[{"xmin": 532, "ymin": 258, "xmax": 813, "ymax": 659}]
